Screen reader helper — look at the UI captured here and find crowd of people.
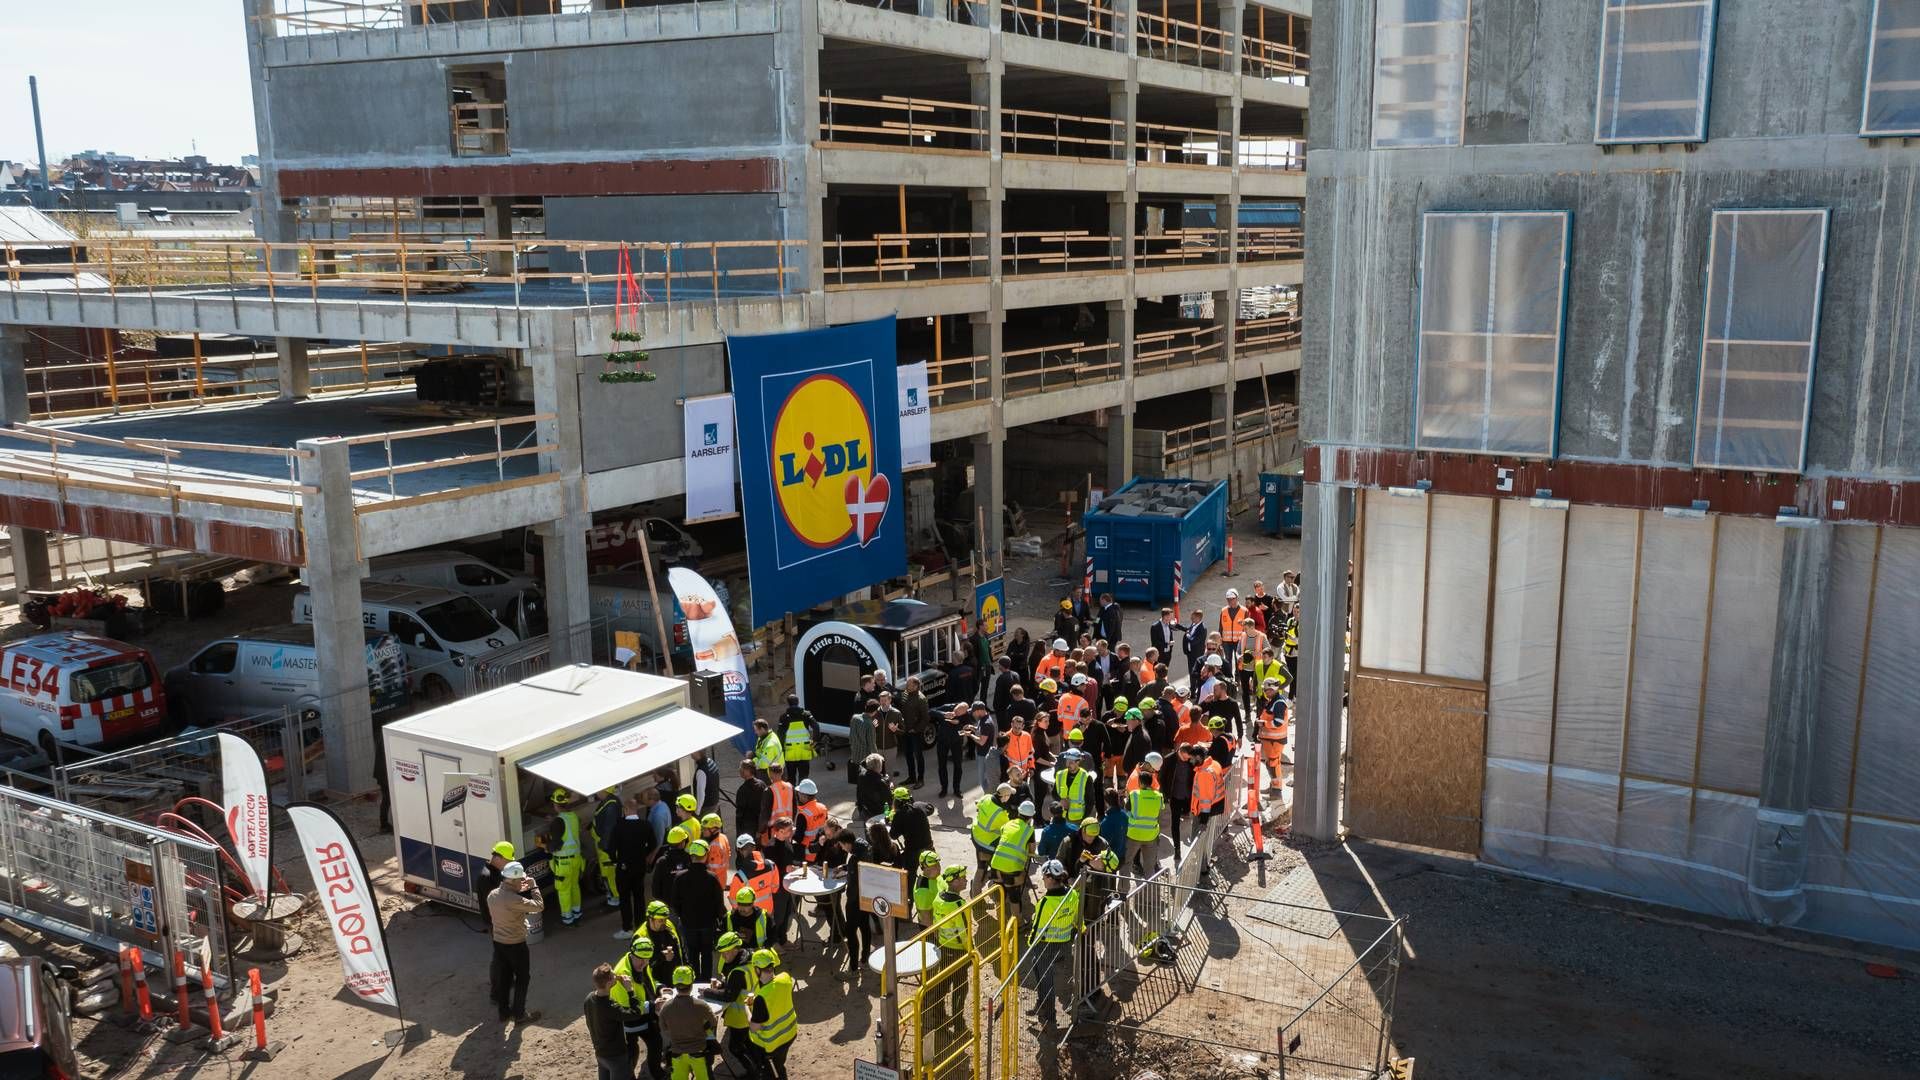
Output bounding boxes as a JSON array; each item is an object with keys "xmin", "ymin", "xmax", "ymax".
[{"xmin": 474, "ymin": 576, "xmax": 1303, "ymax": 1077}]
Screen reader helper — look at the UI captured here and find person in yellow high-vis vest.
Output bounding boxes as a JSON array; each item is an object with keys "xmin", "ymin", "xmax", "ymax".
[
  {"xmin": 746, "ymin": 949, "xmax": 797, "ymax": 1078},
  {"xmin": 550, "ymin": 788, "xmax": 586, "ymax": 925},
  {"xmin": 1027, "ymin": 859, "xmax": 1082, "ymax": 1027}
]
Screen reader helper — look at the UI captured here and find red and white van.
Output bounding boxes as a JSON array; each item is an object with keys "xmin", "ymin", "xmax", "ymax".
[{"xmin": 0, "ymin": 632, "xmax": 167, "ymax": 754}]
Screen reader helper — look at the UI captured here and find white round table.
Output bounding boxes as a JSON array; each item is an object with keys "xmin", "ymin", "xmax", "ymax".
[
  {"xmin": 784, "ymin": 871, "xmax": 847, "ymax": 900},
  {"xmin": 687, "ymin": 985, "xmax": 730, "ymax": 1018},
  {"xmin": 1040, "ymin": 767, "xmax": 1055, "ymax": 787},
  {"xmin": 867, "ymin": 941, "xmax": 942, "ymax": 976}
]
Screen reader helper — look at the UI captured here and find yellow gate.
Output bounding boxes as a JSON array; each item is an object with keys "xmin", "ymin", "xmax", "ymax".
[{"xmin": 897, "ymin": 884, "xmax": 1021, "ymax": 1080}]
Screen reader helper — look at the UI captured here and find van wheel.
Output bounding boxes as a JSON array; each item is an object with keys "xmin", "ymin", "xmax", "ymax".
[
  {"xmin": 420, "ymin": 676, "xmax": 454, "ymax": 706},
  {"xmin": 37, "ymin": 730, "xmax": 60, "ymax": 762}
]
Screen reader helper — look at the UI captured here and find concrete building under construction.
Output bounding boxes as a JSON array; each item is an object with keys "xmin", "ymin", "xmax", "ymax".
[
  {"xmin": 1297, "ymin": 0, "xmax": 1920, "ymax": 952},
  {"xmin": 0, "ymin": 1, "xmax": 1308, "ymax": 796}
]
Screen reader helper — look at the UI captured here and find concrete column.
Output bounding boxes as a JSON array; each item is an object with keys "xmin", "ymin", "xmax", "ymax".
[
  {"xmin": 1106, "ymin": 406, "xmax": 1135, "ymax": 490},
  {"xmin": 297, "ymin": 438, "xmax": 374, "ymax": 794},
  {"xmin": 276, "ymin": 337, "xmax": 310, "ymax": 400},
  {"xmin": 1745, "ymin": 521, "xmax": 1833, "ymax": 926},
  {"xmin": 0, "ymin": 327, "xmax": 50, "ymax": 595},
  {"xmin": 481, "ymin": 196, "xmax": 515, "ymax": 276},
  {"xmin": 972, "ymin": 432, "xmax": 1005, "ymax": 574},
  {"xmin": 1216, "ymin": 101, "xmax": 1237, "ymax": 166},
  {"xmin": 528, "ymin": 314, "xmax": 593, "ymax": 664},
  {"xmin": 1114, "ymin": 0, "xmax": 1136, "ymax": 53},
  {"xmin": 1294, "ymin": 481, "xmax": 1353, "ymax": 842},
  {"xmin": 1214, "ymin": 0, "xmax": 1244, "ymax": 74}
]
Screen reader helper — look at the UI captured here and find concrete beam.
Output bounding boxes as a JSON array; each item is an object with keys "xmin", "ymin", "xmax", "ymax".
[
  {"xmin": 1001, "ymin": 157, "xmax": 1126, "ymax": 192},
  {"xmin": 1004, "ymin": 379, "xmax": 1127, "ymax": 427},
  {"xmin": 1002, "ymin": 34, "xmax": 1128, "ymax": 81},
  {"xmin": 0, "ymin": 326, "xmax": 49, "ymax": 595},
  {"xmin": 1238, "ymin": 168, "xmax": 1306, "ymax": 199},
  {"xmin": 355, "ymin": 477, "xmax": 568, "ymax": 559},
  {"xmin": 817, "ymin": 0, "xmax": 990, "ymax": 59},
  {"xmin": 296, "ymin": 438, "xmax": 375, "ymax": 795},
  {"xmin": 1002, "ymin": 272, "xmax": 1129, "ymax": 311},
  {"xmin": 819, "ymin": 146, "xmax": 990, "ymax": 188},
  {"xmin": 822, "ymin": 281, "xmax": 991, "ymax": 322},
  {"xmin": 572, "ymin": 295, "xmax": 809, "ymax": 355},
  {"xmin": 263, "ymin": 0, "xmax": 784, "ymax": 67},
  {"xmin": 1294, "ymin": 480, "xmax": 1351, "ymax": 842},
  {"xmin": 2, "ymin": 289, "xmax": 535, "ymax": 351},
  {"xmin": 1137, "ymin": 165, "xmax": 1233, "ymax": 196}
]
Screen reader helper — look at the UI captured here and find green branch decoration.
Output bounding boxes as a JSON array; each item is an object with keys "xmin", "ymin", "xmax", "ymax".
[{"xmin": 600, "ymin": 337, "xmax": 656, "ymax": 383}]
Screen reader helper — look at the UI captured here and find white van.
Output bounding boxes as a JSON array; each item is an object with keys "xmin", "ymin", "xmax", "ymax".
[
  {"xmin": 0, "ymin": 632, "xmax": 168, "ymax": 754},
  {"xmin": 367, "ymin": 550, "xmax": 539, "ymax": 620},
  {"xmin": 292, "ymin": 583, "xmax": 518, "ymax": 702},
  {"xmin": 165, "ymin": 625, "xmax": 411, "ymax": 727}
]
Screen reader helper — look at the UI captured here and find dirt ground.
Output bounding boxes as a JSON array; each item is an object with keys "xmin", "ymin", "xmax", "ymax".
[{"xmin": 18, "ymin": 514, "xmax": 1920, "ymax": 1079}]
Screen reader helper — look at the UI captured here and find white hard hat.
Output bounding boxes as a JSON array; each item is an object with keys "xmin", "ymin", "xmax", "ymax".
[
  {"xmin": 1225, "ymin": 588, "xmax": 1239, "ymax": 599},
  {"xmin": 1071, "ymin": 673, "xmax": 1088, "ymax": 686},
  {"xmin": 737, "ymin": 833, "xmax": 757, "ymax": 847},
  {"xmin": 796, "ymin": 779, "xmax": 819, "ymax": 795},
  {"xmin": 1052, "ymin": 638, "xmax": 1068, "ymax": 650},
  {"xmin": 1205, "ymin": 654, "xmax": 1224, "ymax": 667},
  {"xmin": 501, "ymin": 861, "xmax": 527, "ymax": 880},
  {"xmin": 1018, "ymin": 800, "xmax": 1037, "ymax": 817},
  {"xmin": 1145, "ymin": 752, "xmax": 1164, "ymax": 769},
  {"xmin": 1039, "ymin": 859, "xmax": 1067, "ymax": 879}
]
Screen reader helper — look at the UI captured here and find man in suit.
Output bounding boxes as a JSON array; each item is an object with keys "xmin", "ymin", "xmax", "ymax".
[
  {"xmin": 1181, "ymin": 607, "xmax": 1209, "ymax": 689},
  {"xmin": 990, "ymin": 656, "xmax": 1019, "ymax": 717},
  {"xmin": 1097, "ymin": 592, "xmax": 1123, "ymax": 648},
  {"xmin": 1149, "ymin": 607, "xmax": 1181, "ymax": 660}
]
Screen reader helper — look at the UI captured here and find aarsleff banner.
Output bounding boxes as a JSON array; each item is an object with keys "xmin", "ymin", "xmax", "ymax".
[
  {"xmin": 898, "ymin": 360, "xmax": 931, "ymax": 470},
  {"xmin": 682, "ymin": 393, "xmax": 738, "ymax": 523},
  {"xmin": 728, "ymin": 317, "xmax": 907, "ymax": 627}
]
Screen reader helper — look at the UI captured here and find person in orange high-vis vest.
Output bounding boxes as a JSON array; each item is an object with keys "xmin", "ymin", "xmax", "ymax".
[
  {"xmin": 1057, "ymin": 678, "xmax": 1091, "ymax": 736},
  {"xmin": 1217, "ymin": 588, "xmax": 1250, "ymax": 678},
  {"xmin": 761, "ymin": 764, "xmax": 794, "ymax": 845},
  {"xmin": 794, "ymin": 780, "xmax": 829, "ymax": 862},
  {"xmin": 1036, "ymin": 639, "xmax": 1069, "ymax": 685},
  {"xmin": 1188, "ymin": 744, "xmax": 1225, "ymax": 821},
  {"xmin": 1003, "ymin": 717, "xmax": 1035, "ymax": 780},
  {"xmin": 702, "ymin": 813, "xmax": 734, "ymax": 887},
  {"xmin": 1243, "ymin": 751, "xmax": 1268, "ymax": 857},
  {"xmin": 1254, "ymin": 682, "xmax": 1288, "ymax": 793},
  {"xmin": 730, "ymin": 836, "xmax": 779, "ymax": 915}
]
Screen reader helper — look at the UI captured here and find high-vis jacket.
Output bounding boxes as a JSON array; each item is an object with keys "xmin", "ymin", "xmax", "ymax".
[
  {"xmin": 1056, "ymin": 768, "xmax": 1092, "ymax": 823},
  {"xmin": 767, "ymin": 780, "xmax": 795, "ymax": 825},
  {"xmin": 1055, "ymin": 692, "xmax": 1090, "ymax": 734},
  {"xmin": 749, "ymin": 973, "xmax": 798, "ymax": 1051},
  {"xmin": 971, "ymin": 798, "xmax": 1011, "ymax": 853},
  {"xmin": 1126, "ymin": 786, "xmax": 1164, "ymax": 843},
  {"xmin": 556, "ymin": 810, "xmax": 583, "ymax": 858},
  {"xmin": 1004, "ymin": 731, "xmax": 1035, "ymax": 775},
  {"xmin": 783, "ymin": 719, "xmax": 815, "ymax": 762},
  {"xmin": 1190, "ymin": 759, "xmax": 1226, "ymax": 816},
  {"xmin": 753, "ymin": 732, "xmax": 785, "ymax": 771},
  {"xmin": 1257, "ymin": 697, "xmax": 1289, "ymax": 744},
  {"xmin": 1218, "ymin": 605, "xmax": 1249, "ymax": 645},
  {"xmin": 729, "ymin": 852, "xmax": 779, "ymax": 914},
  {"xmin": 989, "ymin": 819, "xmax": 1035, "ymax": 874},
  {"xmin": 933, "ymin": 892, "xmax": 972, "ymax": 950},
  {"xmin": 1030, "ymin": 888, "xmax": 1082, "ymax": 944}
]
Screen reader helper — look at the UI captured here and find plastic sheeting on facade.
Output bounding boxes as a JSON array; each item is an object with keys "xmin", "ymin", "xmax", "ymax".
[
  {"xmin": 1804, "ymin": 525, "xmax": 1920, "ymax": 949},
  {"xmin": 1863, "ymin": 0, "xmax": 1920, "ymax": 136},
  {"xmin": 1483, "ymin": 505, "xmax": 1786, "ymax": 926},
  {"xmin": 1372, "ymin": 0, "xmax": 1470, "ymax": 148},
  {"xmin": 1694, "ymin": 208, "xmax": 1829, "ymax": 473},
  {"xmin": 1356, "ymin": 490, "xmax": 1489, "ymax": 679},
  {"xmin": 1415, "ymin": 212, "xmax": 1570, "ymax": 457},
  {"xmin": 1594, "ymin": 0, "xmax": 1717, "ymax": 144}
]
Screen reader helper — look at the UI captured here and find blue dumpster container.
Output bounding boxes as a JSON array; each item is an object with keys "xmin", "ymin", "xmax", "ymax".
[
  {"xmin": 1261, "ymin": 472, "xmax": 1303, "ymax": 536},
  {"xmin": 1083, "ymin": 478, "xmax": 1228, "ymax": 604}
]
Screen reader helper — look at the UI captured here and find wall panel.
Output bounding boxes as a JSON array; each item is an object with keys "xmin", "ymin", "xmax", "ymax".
[{"xmin": 1349, "ymin": 674, "xmax": 1487, "ymax": 854}]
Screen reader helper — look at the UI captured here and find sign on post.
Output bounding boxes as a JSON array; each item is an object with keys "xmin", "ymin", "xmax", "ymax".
[
  {"xmin": 857, "ymin": 860, "xmax": 909, "ymax": 918},
  {"xmin": 855, "ymin": 1060, "xmax": 902, "ymax": 1080},
  {"xmin": 973, "ymin": 576, "xmax": 1007, "ymax": 639}
]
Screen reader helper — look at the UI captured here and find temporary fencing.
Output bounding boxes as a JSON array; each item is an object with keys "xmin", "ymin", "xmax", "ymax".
[
  {"xmin": 0, "ymin": 784, "xmax": 236, "ymax": 994},
  {"xmin": 53, "ymin": 709, "xmax": 322, "ymax": 819},
  {"xmin": 898, "ymin": 883, "xmax": 1021, "ymax": 1080}
]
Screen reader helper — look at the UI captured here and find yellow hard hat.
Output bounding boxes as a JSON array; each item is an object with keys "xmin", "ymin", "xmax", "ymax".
[{"xmin": 549, "ymin": 788, "xmax": 571, "ymax": 805}]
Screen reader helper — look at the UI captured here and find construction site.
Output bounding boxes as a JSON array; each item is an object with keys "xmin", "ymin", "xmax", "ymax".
[{"xmin": 0, "ymin": 0, "xmax": 1915, "ymax": 1078}]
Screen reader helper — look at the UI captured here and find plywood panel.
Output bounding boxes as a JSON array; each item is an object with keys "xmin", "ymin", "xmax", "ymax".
[{"xmin": 1349, "ymin": 673, "xmax": 1488, "ymax": 854}]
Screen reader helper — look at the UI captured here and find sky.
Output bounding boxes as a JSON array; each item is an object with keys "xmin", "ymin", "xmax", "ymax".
[{"xmin": 0, "ymin": 3, "xmax": 258, "ymax": 167}]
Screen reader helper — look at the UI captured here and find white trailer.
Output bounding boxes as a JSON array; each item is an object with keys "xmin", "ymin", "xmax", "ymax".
[{"xmin": 381, "ymin": 663, "xmax": 736, "ymax": 911}]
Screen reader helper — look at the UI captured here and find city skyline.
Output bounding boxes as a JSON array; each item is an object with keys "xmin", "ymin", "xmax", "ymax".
[{"xmin": 1, "ymin": 3, "xmax": 256, "ymax": 169}]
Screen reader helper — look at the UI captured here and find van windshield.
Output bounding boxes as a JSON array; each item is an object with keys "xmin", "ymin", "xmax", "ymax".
[
  {"xmin": 420, "ymin": 597, "xmax": 502, "ymax": 643},
  {"xmin": 72, "ymin": 660, "xmax": 153, "ymax": 704}
]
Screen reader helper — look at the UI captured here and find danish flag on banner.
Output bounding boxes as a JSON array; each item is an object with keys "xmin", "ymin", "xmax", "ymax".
[{"xmin": 846, "ymin": 474, "xmax": 891, "ymax": 547}]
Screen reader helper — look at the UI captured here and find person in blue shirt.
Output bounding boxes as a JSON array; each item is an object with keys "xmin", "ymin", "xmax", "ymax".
[
  {"xmin": 1098, "ymin": 788, "xmax": 1130, "ymax": 867},
  {"xmin": 1037, "ymin": 801, "xmax": 1074, "ymax": 861}
]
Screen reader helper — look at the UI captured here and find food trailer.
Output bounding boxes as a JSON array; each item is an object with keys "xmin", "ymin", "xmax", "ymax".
[
  {"xmin": 794, "ymin": 599, "xmax": 967, "ymax": 742},
  {"xmin": 381, "ymin": 664, "xmax": 737, "ymax": 911}
]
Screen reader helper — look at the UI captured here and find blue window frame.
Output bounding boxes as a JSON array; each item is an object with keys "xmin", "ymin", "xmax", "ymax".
[
  {"xmin": 1414, "ymin": 211, "xmax": 1572, "ymax": 458},
  {"xmin": 1373, "ymin": 0, "xmax": 1472, "ymax": 149},
  {"xmin": 1594, "ymin": 0, "xmax": 1718, "ymax": 144},
  {"xmin": 1863, "ymin": 0, "xmax": 1920, "ymax": 136}
]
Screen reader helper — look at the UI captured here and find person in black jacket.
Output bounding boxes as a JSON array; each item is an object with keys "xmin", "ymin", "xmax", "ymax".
[
  {"xmin": 855, "ymin": 754, "xmax": 892, "ymax": 821},
  {"xmin": 888, "ymin": 787, "xmax": 935, "ymax": 870},
  {"xmin": 673, "ymin": 841, "xmax": 725, "ymax": 979},
  {"xmin": 826, "ymin": 830, "xmax": 871, "ymax": 979},
  {"xmin": 1181, "ymin": 608, "xmax": 1209, "ymax": 688},
  {"xmin": 584, "ymin": 964, "xmax": 631, "ymax": 1080},
  {"xmin": 733, "ymin": 761, "xmax": 767, "ymax": 843},
  {"xmin": 1097, "ymin": 592, "xmax": 1124, "ymax": 648},
  {"xmin": 651, "ymin": 828, "xmax": 690, "ymax": 908},
  {"xmin": 611, "ymin": 794, "xmax": 657, "ymax": 936},
  {"xmin": 989, "ymin": 657, "xmax": 1017, "ymax": 718},
  {"xmin": 776, "ymin": 695, "xmax": 820, "ymax": 785},
  {"xmin": 1052, "ymin": 599, "xmax": 1078, "ymax": 647},
  {"xmin": 476, "ymin": 841, "xmax": 513, "ymax": 929}
]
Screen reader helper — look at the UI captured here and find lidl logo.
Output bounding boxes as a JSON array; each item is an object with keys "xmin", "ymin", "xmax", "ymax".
[
  {"xmin": 772, "ymin": 373, "xmax": 888, "ymax": 549},
  {"xmin": 978, "ymin": 592, "xmax": 1003, "ymax": 637}
]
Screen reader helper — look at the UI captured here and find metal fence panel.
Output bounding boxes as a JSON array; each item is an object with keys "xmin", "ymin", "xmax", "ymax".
[{"xmin": 0, "ymin": 785, "xmax": 233, "ymax": 992}]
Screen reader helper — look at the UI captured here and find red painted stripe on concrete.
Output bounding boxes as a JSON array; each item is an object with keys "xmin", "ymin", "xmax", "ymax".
[{"xmin": 278, "ymin": 158, "xmax": 782, "ymax": 198}]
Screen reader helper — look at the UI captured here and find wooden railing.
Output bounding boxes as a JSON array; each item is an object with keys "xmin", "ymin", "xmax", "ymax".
[
  {"xmin": 20, "ymin": 335, "xmax": 414, "ymax": 420},
  {"xmin": 1133, "ymin": 324, "xmax": 1223, "ymax": 374},
  {"xmin": 1134, "ymin": 6, "xmax": 1232, "ymax": 69},
  {"xmin": 1003, "ymin": 107, "xmax": 1123, "ymax": 159},
  {"xmin": 998, "ymin": 0, "xmax": 1118, "ymax": 48},
  {"xmin": 1237, "ymin": 141, "xmax": 1305, "ymax": 171},
  {"xmin": 342, "ymin": 413, "xmax": 556, "ymax": 501},
  {"xmin": 1237, "ymin": 226, "xmax": 1305, "ymax": 263},
  {"xmin": 1162, "ymin": 400, "xmax": 1300, "ymax": 462},
  {"xmin": 825, "ymin": 232, "xmax": 987, "ymax": 285},
  {"xmin": 1004, "ymin": 340, "xmax": 1123, "ymax": 396},
  {"xmin": 1136, "ymin": 119, "xmax": 1229, "ymax": 166},
  {"xmin": 1241, "ymin": 6, "xmax": 1309, "ymax": 81},
  {"xmin": 451, "ymin": 101, "xmax": 508, "ymax": 157},
  {"xmin": 819, "ymin": 94, "xmax": 986, "ymax": 152},
  {"xmin": 927, "ymin": 352, "xmax": 990, "ymax": 409},
  {"xmin": 258, "ymin": 0, "xmax": 713, "ymax": 36},
  {"xmin": 1235, "ymin": 312, "xmax": 1302, "ymax": 352},
  {"xmin": 1003, "ymin": 231, "xmax": 1123, "ymax": 274},
  {"xmin": 1136, "ymin": 228, "xmax": 1228, "ymax": 269}
]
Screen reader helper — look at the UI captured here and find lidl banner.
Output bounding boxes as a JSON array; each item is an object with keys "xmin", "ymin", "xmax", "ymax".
[
  {"xmin": 729, "ymin": 318, "xmax": 907, "ymax": 627},
  {"xmin": 974, "ymin": 576, "xmax": 1008, "ymax": 639}
]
